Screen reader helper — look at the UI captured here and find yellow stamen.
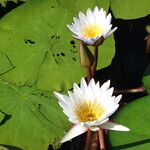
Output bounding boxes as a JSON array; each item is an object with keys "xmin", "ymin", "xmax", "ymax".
[
  {"xmin": 75, "ymin": 100, "xmax": 105, "ymax": 122},
  {"xmin": 82, "ymin": 24, "xmax": 103, "ymax": 38}
]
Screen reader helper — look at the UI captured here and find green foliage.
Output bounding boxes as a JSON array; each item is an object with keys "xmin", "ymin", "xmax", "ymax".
[
  {"xmin": 143, "ymin": 75, "xmax": 150, "ymax": 94},
  {"xmin": 0, "ymin": 111, "xmax": 5, "ymax": 123},
  {"xmin": 0, "ymin": 0, "xmax": 113, "ymax": 91},
  {"xmin": 0, "ymin": 51, "xmax": 15, "ymax": 75},
  {"xmin": 0, "ymin": 0, "xmax": 29, "ymax": 7},
  {"xmin": 0, "ymin": 0, "xmax": 114, "ymax": 149},
  {"xmin": 0, "ymin": 79, "xmax": 71, "ymax": 150},
  {"xmin": 143, "ymin": 64, "xmax": 150, "ymax": 94},
  {"xmin": 109, "ymin": 0, "xmax": 150, "ymax": 19},
  {"xmin": 109, "ymin": 96, "xmax": 150, "ymax": 150},
  {"xmin": 1, "ymin": 0, "xmax": 149, "ymax": 149}
]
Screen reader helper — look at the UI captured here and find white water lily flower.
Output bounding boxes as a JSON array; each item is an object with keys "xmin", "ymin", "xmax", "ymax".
[
  {"xmin": 67, "ymin": 6, "xmax": 117, "ymax": 45},
  {"xmin": 54, "ymin": 78, "xmax": 130, "ymax": 143}
]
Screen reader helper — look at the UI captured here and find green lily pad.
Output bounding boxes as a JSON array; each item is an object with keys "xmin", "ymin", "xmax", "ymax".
[
  {"xmin": 0, "ymin": 145, "xmax": 22, "ymax": 150},
  {"xmin": 0, "ymin": 51, "xmax": 15, "ymax": 76},
  {"xmin": 0, "ymin": 0, "xmax": 113, "ymax": 91},
  {"xmin": 98, "ymin": 35, "xmax": 115, "ymax": 69},
  {"xmin": 0, "ymin": 0, "xmax": 29, "ymax": 7},
  {"xmin": 0, "ymin": 79, "xmax": 71, "ymax": 150},
  {"xmin": 109, "ymin": 96, "xmax": 150, "ymax": 150},
  {"xmin": 0, "ymin": 111, "xmax": 5, "ymax": 123},
  {"xmin": 110, "ymin": 0, "xmax": 150, "ymax": 19},
  {"xmin": 143, "ymin": 64, "xmax": 150, "ymax": 94},
  {"xmin": 143, "ymin": 75, "xmax": 150, "ymax": 94}
]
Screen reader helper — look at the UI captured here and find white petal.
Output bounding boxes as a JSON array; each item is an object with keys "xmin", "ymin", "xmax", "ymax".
[
  {"xmin": 106, "ymin": 87, "xmax": 114, "ymax": 97},
  {"xmin": 80, "ymin": 78, "xmax": 88, "ymax": 95},
  {"xmin": 101, "ymin": 80, "xmax": 110, "ymax": 90},
  {"xmin": 104, "ymin": 27, "xmax": 117, "ymax": 39},
  {"xmin": 73, "ymin": 33, "xmax": 100, "ymax": 45},
  {"xmin": 115, "ymin": 95, "xmax": 122, "ymax": 104},
  {"xmin": 88, "ymin": 79, "xmax": 96, "ymax": 91},
  {"xmin": 72, "ymin": 35, "xmax": 92, "ymax": 45},
  {"xmin": 73, "ymin": 83, "xmax": 82, "ymax": 97},
  {"xmin": 99, "ymin": 8, "xmax": 106, "ymax": 21},
  {"xmin": 67, "ymin": 24, "xmax": 80, "ymax": 36},
  {"xmin": 96, "ymin": 81, "xmax": 100, "ymax": 89},
  {"xmin": 93, "ymin": 6, "xmax": 99, "ymax": 16},
  {"xmin": 78, "ymin": 12, "xmax": 87, "ymax": 26},
  {"xmin": 82, "ymin": 37, "xmax": 97, "ymax": 45},
  {"xmin": 82, "ymin": 118, "xmax": 109, "ymax": 128},
  {"xmin": 103, "ymin": 24, "xmax": 112, "ymax": 37},
  {"xmin": 104, "ymin": 104, "xmax": 119, "ymax": 119},
  {"xmin": 72, "ymin": 17, "xmax": 82, "ymax": 33},
  {"xmin": 58, "ymin": 101, "xmax": 69, "ymax": 111},
  {"xmin": 89, "ymin": 78, "xmax": 96, "ymax": 88},
  {"xmin": 92, "ymin": 118, "xmax": 109, "ymax": 126},
  {"xmin": 62, "ymin": 107, "xmax": 73, "ymax": 119},
  {"xmin": 53, "ymin": 91, "xmax": 70, "ymax": 104},
  {"xmin": 68, "ymin": 91, "xmax": 77, "ymax": 103},
  {"xmin": 60, "ymin": 125, "xmax": 88, "ymax": 143},
  {"xmin": 105, "ymin": 13, "xmax": 112, "ymax": 25},
  {"xmin": 90, "ymin": 126, "xmax": 99, "ymax": 131},
  {"xmin": 100, "ymin": 121, "xmax": 130, "ymax": 131},
  {"xmin": 73, "ymin": 17, "xmax": 80, "ymax": 27},
  {"xmin": 54, "ymin": 91, "xmax": 75, "ymax": 115},
  {"xmin": 86, "ymin": 8, "xmax": 94, "ymax": 23},
  {"xmin": 72, "ymin": 23, "xmax": 82, "ymax": 33},
  {"xmin": 68, "ymin": 117, "xmax": 79, "ymax": 124}
]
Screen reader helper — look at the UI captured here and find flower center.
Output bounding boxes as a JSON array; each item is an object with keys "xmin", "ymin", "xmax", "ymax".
[
  {"xmin": 82, "ymin": 24, "xmax": 103, "ymax": 38},
  {"xmin": 75, "ymin": 100, "xmax": 105, "ymax": 122}
]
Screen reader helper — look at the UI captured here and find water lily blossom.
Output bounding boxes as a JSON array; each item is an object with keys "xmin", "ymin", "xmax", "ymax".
[
  {"xmin": 67, "ymin": 6, "xmax": 117, "ymax": 45},
  {"xmin": 54, "ymin": 78, "xmax": 130, "ymax": 143}
]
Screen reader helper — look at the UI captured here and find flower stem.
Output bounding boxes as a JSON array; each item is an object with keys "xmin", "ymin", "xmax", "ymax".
[
  {"xmin": 91, "ymin": 46, "xmax": 98, "ymax": 77},
  {"xmin": 85, "ymin": 67, "xmax": 92, "ymax": 83},
  {"xmin": 90, "ymin": 131, "xmax": 99, "ymax": 150},
  {"xmin": 146, "ymin": 34, "xmax": 150, "ymax": 53},
  {"xmin": 98, "ymin": 128, "xmax": 105, "ymax": 150},
  {"xmin": 84, "ymin": 129, "xmax": 91, "ymax": 150},
  {"xmin": 83, "ymin": 45, "xmax": 105, "ymax": 150}
]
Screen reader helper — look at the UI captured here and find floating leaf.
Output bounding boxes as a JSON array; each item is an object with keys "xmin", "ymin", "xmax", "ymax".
[
  {"xmin": 110, "ymin": 0, "xmax": 150, "ymax": 19},
  {"xmin": 143, "ymin": 75, "xmax": 150, "ymax": 94},
  {"xmin": 109, "ymin": 96, "xmax": 150, "ymax": 150},
  {"xmin": 0, "ymin": 111, "xmax": 5, "ymax": 123},
  {"xmin": 0, "ymin": 0, "xmax": 113, "ymax": 91},
  {"xmin": 143, "ymin": 64, "xmax": 150, "ymax": 94},
  {"xmin": 0, "ymin": 0, "xmax": 29, "ymax": 7},
  {"xmin": 0, "ymin": 79, "xmax": 71, "ymax": 150},
  {"xmin": 0, "ymin": 51, "xmax": 15, "ymax": 76}
]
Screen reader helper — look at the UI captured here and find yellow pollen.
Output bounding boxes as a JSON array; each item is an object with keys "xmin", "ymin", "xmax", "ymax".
[
  {"xmin": 82, "ymin": 24, "xmax": 103, "ymax": 38},
  {"xmin": 75, "ymin": 100, "xmax": 105, "ymax": 122}
]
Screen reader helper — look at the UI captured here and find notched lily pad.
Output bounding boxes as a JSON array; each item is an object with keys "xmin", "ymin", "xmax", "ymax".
[
  {"xmin": 0, "ymin": 79, "xmax": 71, "ymax": 150},
  {"xmin": 0, "ymin": 0, "xmax": 114, "ymax": 91}
]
